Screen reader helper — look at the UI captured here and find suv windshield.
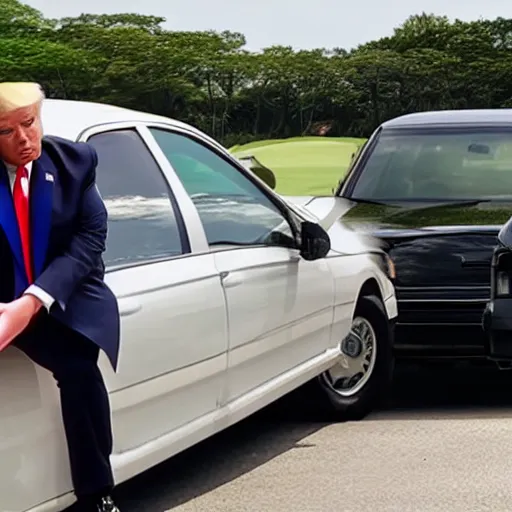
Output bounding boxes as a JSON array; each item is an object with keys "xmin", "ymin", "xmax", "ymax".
[{"xmin": 348, "ymin": 127, "xmax": 512, "ymax": 201}]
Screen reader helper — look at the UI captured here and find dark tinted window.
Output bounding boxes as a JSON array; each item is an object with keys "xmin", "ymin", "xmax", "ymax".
[
  {"xmin": 87, "ymin": 129, "xmax": 185, "ymax": 266},
  {"xmin": 350, "ymin": 129, "xmax": 512, "ymax": 200},
  {"xmin": 150, "ymin": 128, "xmax": 294, "ymax": 248}
]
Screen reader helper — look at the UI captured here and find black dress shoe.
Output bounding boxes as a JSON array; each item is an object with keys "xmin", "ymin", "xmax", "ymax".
[{"xmin": 96, "ymin": 496, "xmax": 120, "ymax": 512}]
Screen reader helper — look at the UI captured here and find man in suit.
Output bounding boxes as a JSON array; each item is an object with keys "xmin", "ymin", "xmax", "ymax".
[{"xmin": 0, "ymin": 82, "xmax": 121, "ymax": 512}]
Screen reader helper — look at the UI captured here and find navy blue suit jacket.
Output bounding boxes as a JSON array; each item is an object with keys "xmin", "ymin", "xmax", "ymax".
[{"xmin": 0, "ymin": 135, "xmax": 120, "ymax": 370}]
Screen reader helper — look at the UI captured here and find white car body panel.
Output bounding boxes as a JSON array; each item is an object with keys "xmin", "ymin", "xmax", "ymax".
[
  {"xmin": 0, "ymin": 99, "xmax": 398, "ymax": 512},
  {"xmin": 214, "ymin": 246, "xmax": 334, "ymax": 404},
  {"xmin": 104, "ymin": 255, "xmax": 229, "ymax": 453}
]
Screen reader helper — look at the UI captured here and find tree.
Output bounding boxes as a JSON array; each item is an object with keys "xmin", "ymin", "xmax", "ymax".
[{"xmin": 1, "ymin": 1, "xmax": 511, "ymax": 144}]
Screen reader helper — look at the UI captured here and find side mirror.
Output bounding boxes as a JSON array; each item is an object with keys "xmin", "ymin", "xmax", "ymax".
[
  {"xmin": 498, "ymin": 215, "xmax": 512, "ymax": 249},
  {"xmin": 300, "ymin": 221, "xmax": 331, "ymax": 261}
]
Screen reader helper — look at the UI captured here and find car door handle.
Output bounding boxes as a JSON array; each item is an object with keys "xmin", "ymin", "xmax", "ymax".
[
  {"xmin": 118, "ymin": 297, "xmax": 142, "ymax": 316},
  {"xmin": 220, "ymin": 271, "xmax": 243, "ymax": 288}
]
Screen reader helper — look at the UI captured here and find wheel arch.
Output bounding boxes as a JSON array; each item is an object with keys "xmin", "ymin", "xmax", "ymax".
[{"xmin": 356, "ymin": 277, "xmax": 384, "ymax": 306}]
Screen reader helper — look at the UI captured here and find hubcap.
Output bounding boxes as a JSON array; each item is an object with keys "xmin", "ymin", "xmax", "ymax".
[{"xmin": 321, "ymin": 316, "xmax": 377, "ymax": 397}]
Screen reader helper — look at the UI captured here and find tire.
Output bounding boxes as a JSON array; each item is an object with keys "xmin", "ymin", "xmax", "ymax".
[{"xmin": 314, "ymin": 294, "xmax": 395, "ymax": 421}]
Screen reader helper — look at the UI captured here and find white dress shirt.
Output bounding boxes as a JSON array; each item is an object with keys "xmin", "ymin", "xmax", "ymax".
[{"xmin": 3, "ymin": 161, "xmax": 55, "ymax": 311}]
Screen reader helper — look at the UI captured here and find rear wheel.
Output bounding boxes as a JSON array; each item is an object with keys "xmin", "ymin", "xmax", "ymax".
[{"xmin": 316, "ymin": 294, "xmax": 394, "ymax": 421}]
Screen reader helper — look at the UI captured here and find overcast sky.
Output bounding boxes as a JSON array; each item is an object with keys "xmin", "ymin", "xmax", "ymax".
[{"xmin": 25, "ymin": 0, "xmax": 512, "ymax": 52}]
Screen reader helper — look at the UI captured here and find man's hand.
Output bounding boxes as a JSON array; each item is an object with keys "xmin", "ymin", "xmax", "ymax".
[{"xmin": 0, "ymin": 295, "xmax": 43, "ymax": 351}]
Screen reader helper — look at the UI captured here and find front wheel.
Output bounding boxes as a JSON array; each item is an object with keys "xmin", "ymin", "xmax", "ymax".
[{"xmin": 316, "ymin": 294, "xmax": 395, "ymax": 421}]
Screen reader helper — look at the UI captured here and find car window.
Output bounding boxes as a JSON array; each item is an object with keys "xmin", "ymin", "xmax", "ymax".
[
  {"xmin": 149, "ymin": 128, "xmax": 295, "ymax": 248},
  {"xmin": 349, "ymin": 129, "xmax": 512, "ymax": 201},
  {"xmin": 87, "ymin": 128, "xmax": 187, "ymax": 267}
]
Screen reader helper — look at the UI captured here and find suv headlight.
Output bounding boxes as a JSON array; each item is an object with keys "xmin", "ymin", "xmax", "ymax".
[
  {"xmin": 494, "ymin": 251, "xmax": 512, "ymax": 297},
  {"xmin": 497, "ymin": 271, "xmax": 511, "ymax": 296},
  {"xmin": 384, "ymin": 253, "xmax": 396, "ymax": 280},
  {"xmin": 372, "ymin": 252, "xmax": 396, "ymax": 281}
]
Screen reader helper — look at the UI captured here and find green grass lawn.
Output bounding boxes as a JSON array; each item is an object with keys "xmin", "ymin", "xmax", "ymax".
[{"xmin": 230, "ymin": 136, "xmax": 366, "ymax": 195}]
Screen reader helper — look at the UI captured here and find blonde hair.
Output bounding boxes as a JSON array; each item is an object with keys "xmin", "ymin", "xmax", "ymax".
[{"xmin": 0, "ymin": 82, "xmax": 45, "ymax": 115}]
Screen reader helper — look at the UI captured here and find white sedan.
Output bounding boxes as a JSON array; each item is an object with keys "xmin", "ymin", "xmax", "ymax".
[{"xmin": 1, "ymin": 99, "xmax": 398, "ymax": 512}]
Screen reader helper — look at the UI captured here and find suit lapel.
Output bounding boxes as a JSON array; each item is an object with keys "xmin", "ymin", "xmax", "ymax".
[
  {"xmin": 31, "ymin": 152, "xmax": 54, "ymax": 279},
  {"xmin": 0, "ymin": 161, "xmax": 25, "ymax": 283}
]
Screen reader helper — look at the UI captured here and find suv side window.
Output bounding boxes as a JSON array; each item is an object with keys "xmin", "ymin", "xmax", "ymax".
[
  {"xmin": 149, "ymin": 128, "xmax": 295, "ymax": 248},
  {"xmin": 87, "ymin": 128, "xmax": 187, "ymax": 267}
]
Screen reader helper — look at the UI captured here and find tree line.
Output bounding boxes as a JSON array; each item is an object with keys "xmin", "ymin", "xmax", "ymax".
[{"xmin": 2, "ymin": 0, "xmax": 512, "ymax": 146}]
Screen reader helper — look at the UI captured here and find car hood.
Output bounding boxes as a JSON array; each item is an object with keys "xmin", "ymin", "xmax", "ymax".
[
  {"xmin": 286, "ymin": 195, "xmax": 512, "ymax": 233},
  {"xmin": 286, "ymin": 195, "xmax": 512, "ymax": 289}
]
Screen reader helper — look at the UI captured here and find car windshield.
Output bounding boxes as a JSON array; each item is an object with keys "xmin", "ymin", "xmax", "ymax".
[{"xmin": 348, "ymin": 127, "xmax": 512, "ymax": 202}]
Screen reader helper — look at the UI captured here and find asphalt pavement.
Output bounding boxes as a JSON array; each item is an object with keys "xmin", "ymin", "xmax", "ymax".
[{"xmin": 109, "ymin": 361, "xmax": 512, "ymax": 512}]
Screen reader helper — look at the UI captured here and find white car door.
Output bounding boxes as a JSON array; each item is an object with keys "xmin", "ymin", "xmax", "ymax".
[
  {"xmin": 213, "ymin": 246, "xmax": 334, "ymax": 403},
  {"xmin": 83, "ymin": 126, "xmax": 229, "ymax": 461},
  {"xmin": 0, "ymin": 126, "xmax": 231, "ymax": 512},
  {"xmin": 146, "ymin": 126, "xmax": 335, "ymax": 405}
]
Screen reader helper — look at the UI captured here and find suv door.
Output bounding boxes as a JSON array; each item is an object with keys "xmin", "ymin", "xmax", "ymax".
[
  {"xmin": 147, "ymin": 126, "xmax": 335, "ymax": 405},
  {"xmin": 81, "ymin": 126, "xmax": 229, "ymax": 456}
]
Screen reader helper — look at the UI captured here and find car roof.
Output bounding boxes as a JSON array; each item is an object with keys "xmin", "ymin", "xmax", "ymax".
[
  {"xmin": 40, "ymin": 98, "xmax": 202, "ymax": 141},
  {"xmin": 381, "ymin": 109, "xmax": 512, "ymax": 129}
]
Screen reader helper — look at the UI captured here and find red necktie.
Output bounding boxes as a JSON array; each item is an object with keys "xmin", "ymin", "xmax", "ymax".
[{"xmin": 13, "ymin": 165, "xmax": 33, "ymax": 284}]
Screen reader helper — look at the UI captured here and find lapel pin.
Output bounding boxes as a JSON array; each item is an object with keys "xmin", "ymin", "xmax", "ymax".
[{"xmin": 45, "ymin": 172, "xmax": 54, "ymax": 182}]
